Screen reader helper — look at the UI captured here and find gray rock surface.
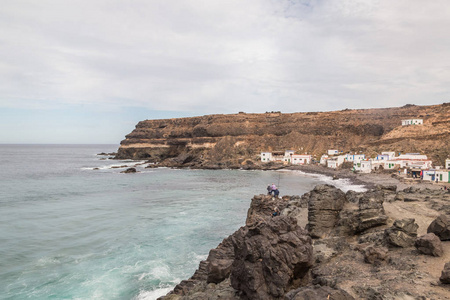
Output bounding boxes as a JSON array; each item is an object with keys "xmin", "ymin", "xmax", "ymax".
[
  {"xmin": 427, "ymin": 214, "xmax": 450, "ymax": 241},
  {"xmin": 440, "ymin": 262, "xmax": 450, "ymax": 284},
  {"xmin": 385, "ymin": 218, "xmax": 419, "ymax": 248},
  {"xmin": 415, "ymin": 233, "xmax": 443, "ymax": 257},
  {"xmin": 230, "ymin": 216, "xmax": 313, "ymax": 300},
  {"xmin": 284, "ymin": 285, "xmax": 355, "ymax": 300},
  {"xmin": 306, "ymin": 185, "xmax": 347, "ymax": 238}
]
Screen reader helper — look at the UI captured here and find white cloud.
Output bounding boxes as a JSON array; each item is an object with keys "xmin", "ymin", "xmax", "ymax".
[{"xmin": 1, "ymin": 0, "xmax": 449, "ymax": 115}]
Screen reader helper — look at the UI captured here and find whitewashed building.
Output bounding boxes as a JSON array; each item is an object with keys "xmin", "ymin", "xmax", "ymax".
[
  {"xmin": 402, "ymin": 119, "xmax": 423, "ymax": 126},
  {"xmin": 422, "ymin": 170, "xmax": 449, "ymax": 183},
  {"xmin": 320, "ymin": 155, "xmax": 329, "ymax": 166},
  {"xmin": 346, "ymin": 154, "xmax": 365, "ymax": 164},
  {"xmin": 328, "ymin": 149, "xmax": 339, "ymax": 156},
  {"xmin": 389, "ymin": 153, "xmax": 432, "ymax": 169},
  {"xmin": 260, "ymin": 152, "xmax": 272, "ymax": 162},
  {"xmin": 327, "ymin": 155, "xmax": 346, "ymax": 169},
  {"xmin": 291, "ymin": 154, "xmax": 312, "ymax": 165},
  {"xmin": 446, "ymin": 159, "xmax": 450, "ymax": 169},
  {"xmin": 354, "ymin": 160, "xmax": 373, "ymax": 173},
  {"xmin": 381, "ymin": 152, "xmax": 396, "ymax": 160}
]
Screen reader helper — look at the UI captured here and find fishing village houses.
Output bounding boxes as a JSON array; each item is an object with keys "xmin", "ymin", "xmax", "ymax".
[{"xmin": 260, "ymin": 149, "xmax": 449, "ymax": 183}]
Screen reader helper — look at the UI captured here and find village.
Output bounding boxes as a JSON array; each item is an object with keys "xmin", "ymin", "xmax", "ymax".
[{"xmin": 260, "ymin": 118, "xmax": 450, "ymax": 184}]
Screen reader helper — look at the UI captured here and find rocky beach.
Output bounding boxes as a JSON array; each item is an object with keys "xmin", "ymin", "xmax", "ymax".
[{"xmin": 158, "ymin": 169, "xmax": 450, "ymax": 299}]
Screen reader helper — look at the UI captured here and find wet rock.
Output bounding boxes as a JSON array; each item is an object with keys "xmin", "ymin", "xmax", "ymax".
[
  {"xmin": 440, "ymin": 262, "xmax": 450, "ymax": 284},
  {"xmin": 415, "ymin": 233, "xmax": 443, "ymax": 257},
  {"xmin": 230, "ymin": 216, "xmax": 313, "ymax": 300},
  {"xmin": 306, "ymin": 185, "xmax": 347, "ymax": 238},
  {"xmin": 427, "ymin": 214, "xmax": 450, "ymax": 241},
  {"xmin": 385, "ymin": 218, "xmax": 418, "ymax": 247},
  {"xmin": 284, "ymin": 285, "xmax": 355, "ymax": 300},
  {"xmin": 120, "ymin": 167, "xmax": 137, "ymax": 173}
]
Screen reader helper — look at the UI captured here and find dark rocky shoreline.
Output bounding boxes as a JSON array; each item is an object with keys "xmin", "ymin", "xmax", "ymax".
[{"xmin": 158, "ymin": 184, "xmax": 450, "ymax": 299}]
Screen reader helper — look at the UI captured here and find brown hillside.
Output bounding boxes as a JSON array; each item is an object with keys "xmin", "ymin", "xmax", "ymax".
[{"xmin": 116, "ymin": 103, "xmax": 450, "ymax": 167}]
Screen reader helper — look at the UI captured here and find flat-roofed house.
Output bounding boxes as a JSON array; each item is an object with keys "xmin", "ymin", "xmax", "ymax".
[
  {"xmin": 260, "ymin": 152, "xmax": 272, "ymax": 162},
  {"xmin": 291, "ymin": 154, "xmax": 312, "ymax": 165},
  {"xmin": 401, "ymin": 119, "xmax": 423, "ymax": 126}
]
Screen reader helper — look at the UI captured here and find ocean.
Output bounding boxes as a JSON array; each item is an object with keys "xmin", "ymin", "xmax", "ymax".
[{"xmin": 0, "ymin": 144, "xmax": 366, "ymax": 300}]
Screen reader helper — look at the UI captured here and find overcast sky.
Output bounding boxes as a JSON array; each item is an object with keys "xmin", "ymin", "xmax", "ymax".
[{"xmin": 1, "ymin": 0, "xmax": 449, "ymax": 143}]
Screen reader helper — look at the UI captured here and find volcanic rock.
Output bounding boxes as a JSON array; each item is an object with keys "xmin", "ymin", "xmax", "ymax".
[
  {"xmin": 306, "ymin": 185, "xmax": 347, "ymax": 238},
  {"xmin": 427, "ymin": 214, "xmax": 450, "ymax": 241},
  {"xmin": 440, "ymin": 262, "xmax": 450, "ymax": 284},
  {"xmin": 385, "ymin": 218, "xmax": 419, "ymax": 247},
  {"xmin": 284, "ymin": 285, "xmax": 355, "ymax": 300},
  {"xmin": 362, "ymin": 245, "xmax": 388, "ymax": 264},
  {"xmin": 415, "ymin": 233, "xmax": 443, "ymax": 257},
  {"xmin": 230, "ymin": 216, "xmax": 313, "ymax": 300}
]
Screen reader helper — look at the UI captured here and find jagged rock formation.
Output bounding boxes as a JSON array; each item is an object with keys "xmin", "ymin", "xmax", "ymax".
[
  {"xmin": 117, "ymin": 103, "xmax": 450, "ymax": 167},
  {"xmin": 428, "ymin": 214, "xmax": 450, "ymax": 241},
  {"xmin": 159, "ymin": 186, "xmax": 450, "ymax": 300}
]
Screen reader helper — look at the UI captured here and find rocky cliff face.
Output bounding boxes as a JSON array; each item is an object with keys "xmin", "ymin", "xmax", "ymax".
[{"xmin": 117, "ymin": 103, "xmax": 450, "ymax": 167}]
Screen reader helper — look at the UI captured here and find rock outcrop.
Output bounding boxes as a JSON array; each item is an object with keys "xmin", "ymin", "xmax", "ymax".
[
  {"xmin": 230, "ymin": 216, "xmax": 313, "ymax": 299},
  {"xmin": 116, "ymin": 103, "xmax": 450, "ymax": 168},
  {"xmin": 160, "ymin": 184, "xmax": 450, "ymax": 300},
  {"xmin": 440, "ymin": 262, "xmax": 450, "ymax": 284},
  {"xmin": 415, "ymin": 233, "xmax": 443, "ymax": 257},
  {"xmin": 384, "ymin": 218, "xmax": 419, "ymax": 248},
  {"xmin": 306, "ymin": 185, "xmax": 346, "ymax": 238},
  {"xmin": 427, "ymin": 214, "xmax": 450, "ymax": 241}
]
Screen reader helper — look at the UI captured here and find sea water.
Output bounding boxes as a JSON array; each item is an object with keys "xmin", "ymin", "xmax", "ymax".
[{"xmin": 0, "ymin": 145, "xmax": 366, "ymax": 300}]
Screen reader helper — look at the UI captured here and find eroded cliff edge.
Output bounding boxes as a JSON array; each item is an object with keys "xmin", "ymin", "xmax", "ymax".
[
  {"xmin": 116, "ymin": 103, "xmax": 450, "ymax": 167},
  {"xmin": 159, "ymin": 185, "xmax": 450, "ymax": 300}
]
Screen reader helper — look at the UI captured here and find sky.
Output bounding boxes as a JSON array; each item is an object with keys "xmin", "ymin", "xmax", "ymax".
[{"xmin": 1, "ymin": 0, "xmax": 449, "ymax": 144}]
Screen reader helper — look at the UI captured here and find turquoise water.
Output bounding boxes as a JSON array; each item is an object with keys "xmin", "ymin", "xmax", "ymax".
[{"xmin": 0, "ymin": 145, "xmax": 364, "ymax": 299}]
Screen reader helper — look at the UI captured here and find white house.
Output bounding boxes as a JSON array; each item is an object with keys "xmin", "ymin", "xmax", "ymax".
[
  {"xmin": 346, "ymin": 154, "xmax": 365, "ymax": 163},
  {"xmin": 436, "ymin": 170, "xmax": 450, "ymax": 183},
  {"xmin": 327, "ymin": 155, "xmax": 346, "ymax": 169},
  {"xmin": 375, "ymin": 154, "xmax": 390, "ymax": 161},
  {"xmin": 401, "ymin": 119, "xmax": 423, "ymax": 126},
  {"xmin": 327, "ymin": 149, "xmax": 339, "ymax": 156},
  {"xmin": 390, "ymin": 153, "xmax": 432, "ymax": 169},
  {"xmin": 446, "ymin": 159, "xmax": 450, "ymax": 169},
  {"xmin": 320, "ymin": 155, "xmax": 329, "ymax": 166},
  {"xmin": 354, "ymin": 160, "xmax": 372, "ymax": 173},
  {"xmin": 381, "ymin": 152, "xmax": 396, "ymax": 160},
  {"xmin": 283, "ymin": 150, "xmax": 296, "ymax": 163},
  {"xmin": 422, "ymin": 170, "xmax": 437, "ymax": 181},
  {"xmin": 260, "ymin": 152, "xmax": 272, "ymax": 162},
  {"xmin": 291, "ymin": 154, "xmax": 312, "ymax": 165}
]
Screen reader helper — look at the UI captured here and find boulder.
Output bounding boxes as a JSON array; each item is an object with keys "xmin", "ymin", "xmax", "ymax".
[
  {"xmin": 306, "ymin": 185, "xmax": 347, "ymax": 238},
  {"xmin": 415, "ymin": 233, "xmax": 443, "ymax": 257},
  {"xmin": 363, "ymin": 245, "xmax": 388, "ymax": 264},
  {"xmin": 440, "ymin": 262, "xmax": 450, "ymax": 284},
  {"xmin": 385, "ymin": 218, "xmax": 418, "ymax": 248},
  {"xmin": 230, "ymin": 216, "xmax": 313, "ymax": 300},
  {"xmin": 284, "ymin": 285, "xmax": 355, "ymax": 300},
  {"xmin": 357, "ymin": 191, "xmax": 388, "ymax": 232},
  {"xmin": 427, "ymin": 214, "xmax": 450, "ymax": 241}
]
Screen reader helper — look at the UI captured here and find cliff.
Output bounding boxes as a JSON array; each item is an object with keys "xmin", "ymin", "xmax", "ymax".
[{"xmin": 116, "ymin": 103, "xmax": 450, "ymax": 167}]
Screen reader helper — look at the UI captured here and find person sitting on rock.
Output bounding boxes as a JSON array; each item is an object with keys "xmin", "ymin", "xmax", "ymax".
[
  {"xmin": 271, "ymin": 183, "xmax": 277, "ymax": 195},
  {"xmin": 267, "ymin": 184, "xmax": 272, "ymax": 195},
  {"xmin": 273, "ymin": 188, "xmax": 280, "ymax": 198}
]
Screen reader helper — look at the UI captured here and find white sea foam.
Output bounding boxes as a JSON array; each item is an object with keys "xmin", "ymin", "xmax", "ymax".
[
  {"xmin": 135, "ymin": 287, "xmax": 174, "ymax": 300},
  {"xmin": 285, "ymin": 170, "xmax": 367, "ymax": 192}
]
